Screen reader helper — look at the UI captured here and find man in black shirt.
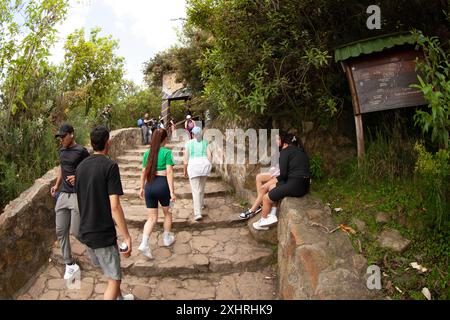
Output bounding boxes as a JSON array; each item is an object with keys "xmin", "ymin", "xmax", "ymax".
[
  {"xmin": 51, "ymin": 124, "xmax": 90, "ymax": 280},
  {"xmin": 76, "ymin": 126, "xmax": 133, "ymax": 300}
]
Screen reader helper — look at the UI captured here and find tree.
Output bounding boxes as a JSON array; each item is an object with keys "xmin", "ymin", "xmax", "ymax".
[
  {"xmin": 63, "ymin": 27, "xmax": 125, "ymax": 117},
  {"xmin": 184, "ymin": 0, "xmax": 449, "ymax": 127},
  {"xmin": 0, "ymin": 0, "xmax": 68, "ymax": 125}
]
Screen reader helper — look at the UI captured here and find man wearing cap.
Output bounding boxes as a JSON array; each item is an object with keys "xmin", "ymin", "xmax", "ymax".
[{"xmin": 51, "ymin": 124, "xmax": 90, "ymax": 280}]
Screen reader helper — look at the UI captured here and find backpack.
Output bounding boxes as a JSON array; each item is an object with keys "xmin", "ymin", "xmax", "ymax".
[{"xmin": 137, "ymin": 119, "xmax": 143, "ymax": 127}]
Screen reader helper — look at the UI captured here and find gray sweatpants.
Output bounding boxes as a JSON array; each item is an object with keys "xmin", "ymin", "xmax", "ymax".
[{"xmin": 55, "ymin": 192, "xmax": 80, "ymax": 264}]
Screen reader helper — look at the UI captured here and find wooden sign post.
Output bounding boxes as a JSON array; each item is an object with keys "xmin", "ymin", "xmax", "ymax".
[{"xmin": 340, "ymin": 47, "xmax": 425, "ymax": 161}]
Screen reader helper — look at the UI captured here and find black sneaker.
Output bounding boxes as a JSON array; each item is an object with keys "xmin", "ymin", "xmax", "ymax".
[
  {"xmin": 254, "ymin": 204, "xmax": 263, "ymax": 214},
  {"xmin": 240, "ymin": 209, "xmax": 256, "ymax": 220}
]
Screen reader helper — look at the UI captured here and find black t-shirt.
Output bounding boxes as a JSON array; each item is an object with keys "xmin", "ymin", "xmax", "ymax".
[
  {"xmin": 59, "ymin": 144, "xmax": 90, "ymax": 193},
  {"xmin": 75, "ymin": 154, "xmax": 124, "ymax": 249}
]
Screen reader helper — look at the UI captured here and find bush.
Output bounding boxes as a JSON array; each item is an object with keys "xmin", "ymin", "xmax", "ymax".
[
  {"xmin": 310, "ymin": 154, "xmax": 324, "ymax": 180},
  {"xmin": 0, "ymin": 117, "xmax": 58, "ymax": 209},
  {"xmin": 414, "ymin": 142, "xmax": 450, "ymax": 230}
]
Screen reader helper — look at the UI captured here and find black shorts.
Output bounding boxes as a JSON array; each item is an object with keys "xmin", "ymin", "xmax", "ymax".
[
  {"xmin": 268, "ymin": 177, "xmax": 310, "ymax": 202},
  {"xmin": 145, "ymin": 176, "xmax": 171, "ymax": 208}
]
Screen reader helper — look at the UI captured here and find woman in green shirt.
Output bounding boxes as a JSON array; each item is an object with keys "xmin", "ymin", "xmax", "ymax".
[{"xmin": 138, "ymin": 129, "xmax": 176, "ymax": 259}]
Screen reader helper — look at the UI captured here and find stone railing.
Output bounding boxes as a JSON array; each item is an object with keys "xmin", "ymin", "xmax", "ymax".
[
  {"xmin": 0, "ymin": 128, "xmax": 140, "ymax": 299},
  {"xmin": 209, "ymin": 140, "xmax": 375, "ymax": 300}
]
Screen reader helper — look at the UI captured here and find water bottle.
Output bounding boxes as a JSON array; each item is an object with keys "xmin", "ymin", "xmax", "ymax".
[{"xmin": 119, "ymin": 242, "xmax": 128, "ymax": 252}]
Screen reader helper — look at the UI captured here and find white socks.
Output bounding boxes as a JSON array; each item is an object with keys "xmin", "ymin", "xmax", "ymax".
[
  {"xmin": 269, "ymin": 207, "xmax": 277, "ymax": 217},
  {"xmin": 141, "ymin": 235, "xmax": 150, "ymax": 248}
]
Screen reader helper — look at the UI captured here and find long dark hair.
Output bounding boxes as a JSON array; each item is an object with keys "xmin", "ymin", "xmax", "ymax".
[{"xmin": 145, "ymin": 128, "xmax": 168, "ymax": 183}]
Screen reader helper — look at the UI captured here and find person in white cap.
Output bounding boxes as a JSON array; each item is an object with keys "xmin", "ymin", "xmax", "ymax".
[
  {"xmin": 183, "ymin": 126, "xmax": 212, "ymax": 221},
  {"xmin": 184, "ymin": 115, "xmax": 195, "ymax": 139}
]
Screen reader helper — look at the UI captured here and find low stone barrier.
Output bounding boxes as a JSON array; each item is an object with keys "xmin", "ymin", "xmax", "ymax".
[
  {"xmin": 0, "ymin": 128, "xmax": 140, "ymax": 299},
  {"xmin": 209, "ymin": 141, "xmax": 374, "ymax": 299}
]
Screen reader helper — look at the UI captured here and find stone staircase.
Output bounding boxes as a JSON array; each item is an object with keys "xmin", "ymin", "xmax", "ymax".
[{"xmin": 17, "ymin": 140, "xmax": 277, "ymax": 300}]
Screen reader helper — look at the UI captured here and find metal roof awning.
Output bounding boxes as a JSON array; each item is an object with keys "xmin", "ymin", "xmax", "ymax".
[
  {"xmin": 334, "ymin": 32, "xmax": 417, "ymax": 62},
  {"xmin": 162, "ymin": 87, "xmax": 192, "ymax": 101}
]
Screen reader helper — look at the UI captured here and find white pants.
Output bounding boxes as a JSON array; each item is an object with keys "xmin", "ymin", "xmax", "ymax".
[{"xmin": 189, "ymin": 176, "xmax": 207, "ymax": 216}]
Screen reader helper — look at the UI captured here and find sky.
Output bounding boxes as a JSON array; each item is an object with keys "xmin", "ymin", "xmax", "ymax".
[{"xmin": 49, "ymin": 0, "xmax": 187, "ymax": 86}]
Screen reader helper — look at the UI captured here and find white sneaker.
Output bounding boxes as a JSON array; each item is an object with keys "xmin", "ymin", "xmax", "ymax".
[
  {"xmin": 163, "ymin": 233, "xmax": 175, "ymax": 247},
  {"xmin": 194, "ymin": 214, "xmax": 203, "ymax": 221},
  {"xmin": 252, "ymin": 219, "xmax": 269, "ymax": 231},
  {"xmin": 117, "ymin": 293, "xmax": 135, "ymax": 300},
  {"xmin": 63, "ymin": 263, "xmax": 80, "ymax": 280},
  {"xmin": 259, "ymin": 214, "xmax": 278, "ymax": 227},
  {"xmin": 138, "ymin": 243, "xmax": 153, "ymax": 259},
  {"xmin": 268, "ymin": 211, "xmax": 277, "ymax": 219}
]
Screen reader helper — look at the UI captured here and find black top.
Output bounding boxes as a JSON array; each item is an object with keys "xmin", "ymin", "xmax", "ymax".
[
  {"xmin": 58, "ymin": 144, "xmax": 90, "ymax": 193},
  {"xmin": 75, "ymin": 155, "xmax": 124, "ymax": 249},
  {"xmin": 277, "ymin": 146, "xmax": 310, "ymax": 183}
]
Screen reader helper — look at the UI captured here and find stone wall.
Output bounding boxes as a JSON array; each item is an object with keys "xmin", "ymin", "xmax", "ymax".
[
  {"xmin": 0, "ymin": 128, "xmax": 140, "ymax": 299},
  {"xmin": 209, "ymin": 140, "xmax": 374, "ymax": 300}
]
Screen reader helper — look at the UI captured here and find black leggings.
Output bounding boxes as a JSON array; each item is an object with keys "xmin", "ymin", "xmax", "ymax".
[
  {"xmin": 144, "ymin": 176, "xmax": 171, "ymax": 208},
  {"xmin": 268, "ymin": 177, "xmax": 310, "ymax": 202}
]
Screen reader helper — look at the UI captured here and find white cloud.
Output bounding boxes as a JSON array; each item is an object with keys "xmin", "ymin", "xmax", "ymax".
[
  {"xmin": 103, "ymin": 0, "xmax": 186, "ymax": 52},
  {"xmin": 49, "ymin": 0, "xmax": 91, "ymax": 64},
  {"xmin": 48, "ymin": 0, "xmax": 187, "ymax": 84}
]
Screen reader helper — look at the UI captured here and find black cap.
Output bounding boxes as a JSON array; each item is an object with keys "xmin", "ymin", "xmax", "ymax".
[{"xmin": 55, "ymin": 124, "xmax": 74, "ymax": 138}]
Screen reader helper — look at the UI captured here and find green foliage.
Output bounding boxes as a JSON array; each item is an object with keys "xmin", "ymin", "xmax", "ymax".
[
  {"xmin": 0, "ymin": 0, "xmax": 68, "ymax": 124},
  {"xmin": 411, "ymin": 31, "xmax": 450, "ymax": 149},
  {"xmin": 181, "ymin": 0, "xmax": 449, "ymax": 128},
  {"xmin": 112, "ymin": 85, "xmax": 162, "ymax": 130},
  {"xmin": 310, "ymin": 154, "xmax": 324, "ymax": 180},
  {"xmin": 414, "ymin": 142, "xmax": 450, "ymax": 229},
  {"xmin": 63, "ymin": 27, "xmax": 125, "ymax": 117},
  {"xmin": 0, "ymin": 117, "xmax": 58, "ymax": 208}
]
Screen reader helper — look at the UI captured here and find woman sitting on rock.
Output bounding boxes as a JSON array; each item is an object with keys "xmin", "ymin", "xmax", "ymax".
[
  {"xmin": 239, "ymin": 166, "xmax": 280, "ymax": 227},
  {"xmin": 253, "ymin": 132, "xmax": 310, "ymax": 230}
]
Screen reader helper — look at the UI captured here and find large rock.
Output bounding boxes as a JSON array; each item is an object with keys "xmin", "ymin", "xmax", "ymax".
[
  {"xmin": 377, "ymin": 229, "xmax": 411, "ymax": 253},
  {"xmin": 277, "ymin": 196, "xmax": 375, "ymax": 300},
  {"xmin": 247, "ymin": 213, "xmax": 278, "ymax": 245}
]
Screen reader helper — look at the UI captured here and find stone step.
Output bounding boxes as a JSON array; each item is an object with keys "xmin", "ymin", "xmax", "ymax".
[
  {"xmin": 120, "ymin": 171, "xmax": 222, "ymax": 181},
  {"xmin": 119, "ymin": 164, "xmax": 188, "ymax": 174},
  {"xmin": 17, "ymin": 263, "xmax": 277, "ymax": 300},
  {"xmin": 122, "ymin": 180, "xmax": 232, "ymax": 200},
  {"xmin": 50, "ymin": 227, "xmax": 275, "ymax": 278},
  {"xmin": 122, "ymin": 196, "xmax": 246, "ymax": 230},
  {"xmin": 124, "ymin": 145, "xmax": 183, "ymax": 157}
]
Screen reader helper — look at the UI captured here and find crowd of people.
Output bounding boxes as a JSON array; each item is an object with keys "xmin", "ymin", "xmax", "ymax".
[{"xmin": 50, "ymin": 115, "xmax": 310, "ymax": 300}]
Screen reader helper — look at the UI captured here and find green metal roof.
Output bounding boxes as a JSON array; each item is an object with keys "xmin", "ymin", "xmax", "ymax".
[{"xmin": 334, "ymin": 32, "xmax": 416, "ymax": 62}]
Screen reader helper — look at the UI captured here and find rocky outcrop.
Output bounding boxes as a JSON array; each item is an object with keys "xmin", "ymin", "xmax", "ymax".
[
  {"xmin": 278, "ymin": 196, "xmax": 375, "ymax": 300},
  {"xmin": 0, "ymin": 128, "xmax": 141, "ymax": 299}
]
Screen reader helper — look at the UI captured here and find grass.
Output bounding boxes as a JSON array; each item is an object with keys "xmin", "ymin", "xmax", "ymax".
[{"xmin": 311, "ymin": 171, "xmax": 449, "ymax": 300}]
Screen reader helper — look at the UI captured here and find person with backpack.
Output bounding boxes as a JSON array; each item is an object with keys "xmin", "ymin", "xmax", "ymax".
[{"xmin": 140, "ymin": 113, "xmax": 150, "ymax": 145}]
